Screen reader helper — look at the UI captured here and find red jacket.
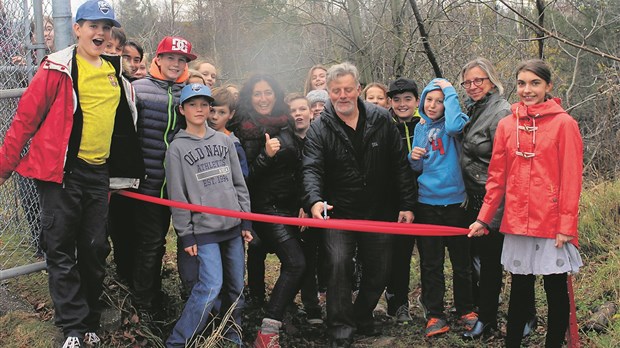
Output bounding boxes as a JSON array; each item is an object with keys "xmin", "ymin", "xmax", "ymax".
[
  {"xmin": 0, "ymin": 46, "xmax": 143, "ymax": 186},
  {"xmin": 477, "ymin": 98, "xmax": 583, "ymax": 246}
]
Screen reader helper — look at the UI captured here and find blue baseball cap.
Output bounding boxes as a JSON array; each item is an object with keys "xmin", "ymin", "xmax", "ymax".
[
  {"xmin": 75, "ymin": 0, "xmax": 121, "ymax": 28},
  {"xmin": 180, "ymin": 84, "xmax": 214, "ymax": 105}
]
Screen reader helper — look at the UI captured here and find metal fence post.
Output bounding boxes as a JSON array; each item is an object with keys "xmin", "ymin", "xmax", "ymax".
[{"xmin": 52, "ymin": 0, "xmax": 72, "ymax": 50}]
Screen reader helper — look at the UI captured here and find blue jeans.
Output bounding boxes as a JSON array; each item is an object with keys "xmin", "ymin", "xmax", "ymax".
[{"xmin": 166, "ymin": 235, "xmax": 245, "ymax": 348}]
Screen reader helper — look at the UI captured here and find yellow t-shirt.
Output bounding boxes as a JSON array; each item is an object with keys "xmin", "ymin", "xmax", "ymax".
[{"xmin": 76, "ymin": 54, "xmax": 120, "ymax": 165}]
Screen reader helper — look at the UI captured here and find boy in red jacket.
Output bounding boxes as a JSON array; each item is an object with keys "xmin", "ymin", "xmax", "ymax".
[{"xmin": 0, "ymin": 1, "xmax": 142, "ymax": 347}]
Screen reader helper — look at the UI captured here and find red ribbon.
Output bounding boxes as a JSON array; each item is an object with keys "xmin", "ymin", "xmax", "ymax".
[{"xmin": 116, "ymin": 190, "xmax": 469, "ymax": 237}]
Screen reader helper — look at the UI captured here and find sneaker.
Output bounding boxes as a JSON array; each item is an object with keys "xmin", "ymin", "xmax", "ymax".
[
  {"xmin": 416, "ymin": 294, "xmax": 428, "ymax": 320},
  {"xmin": 306, "ymin": 307, "xmax": 324, "ymax": 325},
  {"xmin": 425, "ymin": 317, "xmax": 449, "ymax": 337},
  {"xmin": 62, "ymin": 337, "xmax": 81, "ymax": 348},
  {"xmin": 395, "ymin": 304, "xmax": 413, "ymax": 324},
  {"xmin": 84, "ymin": 332, "xmax": 100, "ymax": 345},
  {"xmin": 460, "ymin": 312, "xmax": 479, "ymax": 331},
  {"xmin": 253, "ymin": 330, "xmax": 280, "ymax": 348}
]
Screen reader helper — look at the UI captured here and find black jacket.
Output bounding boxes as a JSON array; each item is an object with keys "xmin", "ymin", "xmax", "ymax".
[
  {"xmin": 460, "ymin": 92, "xmax": 510, "ymax": 229},
  {"xmin": 231, "ymin": 113, "xmax": 303, "ymax": 244},
  {"xmin": 461, "ymin": 92, "xmax": 511, "ymax": 195},
  {"xmin": 247, "ymin": 125, "xmax": 303, "ymax": 213},
  {"xmin": 303, "ymin": 99, "xmax": 417, "ymax": 221},
  {"xmin": 133, "ymin": 76, "xmax": 184, "ymax": 198}
]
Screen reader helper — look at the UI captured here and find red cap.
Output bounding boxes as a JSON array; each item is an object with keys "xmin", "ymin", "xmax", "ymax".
[{"xmin": 155, "ymin": 36, "xmax": 197, "ymax": 61}]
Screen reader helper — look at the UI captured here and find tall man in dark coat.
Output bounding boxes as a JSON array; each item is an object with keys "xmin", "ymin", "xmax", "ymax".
[{"xmin": 302, "ymin": 62, "xmax": 417, "ymax": 348}]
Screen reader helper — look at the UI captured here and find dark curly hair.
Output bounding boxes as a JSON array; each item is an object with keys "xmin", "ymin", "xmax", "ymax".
[{"xmin": 236, "ymin": 74, "xmax": 289, "ymax": 119}]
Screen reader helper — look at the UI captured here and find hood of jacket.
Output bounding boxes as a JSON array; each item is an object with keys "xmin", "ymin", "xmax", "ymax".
[
  {"xmin": 173, "ymin": 124, "xmax": 217, "ymax": 142},
  {"xmin": 418, "ymin": 78, "xmax": 445, "ymax": 124}
]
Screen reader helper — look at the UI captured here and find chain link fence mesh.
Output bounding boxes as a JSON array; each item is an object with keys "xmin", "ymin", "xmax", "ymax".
[{"xmin": 1, "ymin": 0, "xmax": 53, "ymax": 276}]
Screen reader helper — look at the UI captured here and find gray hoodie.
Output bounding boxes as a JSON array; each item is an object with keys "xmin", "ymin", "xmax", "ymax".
[{"xmin": 165, "ymin": 126, "xmax": 251, "ymax": 248}]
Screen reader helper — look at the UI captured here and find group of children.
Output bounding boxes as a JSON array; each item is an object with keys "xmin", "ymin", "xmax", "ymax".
[{"xmin": 0, "ymin": 1, "xmax": 583, "ymax": 347}]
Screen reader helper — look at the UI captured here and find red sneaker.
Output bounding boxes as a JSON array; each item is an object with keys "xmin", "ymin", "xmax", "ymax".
[{"xmin": 253, "ymin": 330, "xmax": 281, "ymax": 348}]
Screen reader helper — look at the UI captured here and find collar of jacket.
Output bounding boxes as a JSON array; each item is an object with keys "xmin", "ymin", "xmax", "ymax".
[
  {"xmin": 511, "ymin": 97, "xmax": 565, "ymax": 120},
  {"xmin": 322, "ymin": 98, "xmax": 385, "ymax": 143},
  {"xmin": 148, "ymin": 57, "xmax": 189, "ymax": 83},
  {"xmin": 42, "ymin": 45, "xmax": 124, "ymax": 78}
]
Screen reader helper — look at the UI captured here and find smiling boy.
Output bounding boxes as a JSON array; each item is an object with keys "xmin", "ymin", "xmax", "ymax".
[
  {"xmin": 0, "ymin": 1, "xmax": 143, "ymax": 347},
  {"xmin": 409, "ymin": 78, "xmax": 477, "ymax": 338},
  {"xmin": 165, "ymin": 84, "xmax": 252, "ymax": 347},
  {"xmin": 107, "ymin": 36, "xmax": 197, "ymax": 313}
]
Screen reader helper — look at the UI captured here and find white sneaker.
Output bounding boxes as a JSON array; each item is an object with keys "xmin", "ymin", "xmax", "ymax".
[
  {"xmin": 62, "ymin": 337, "xmax": 81, "ymax": 348},
  {"xmin": 84, "ymin": 332, "xmax": 101, "ymax": 345}
]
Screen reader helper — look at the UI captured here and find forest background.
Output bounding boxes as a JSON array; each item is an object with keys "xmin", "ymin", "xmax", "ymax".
[{"xmin": 113, "ymin": 0, "xmax": 620, "ymax": 179}]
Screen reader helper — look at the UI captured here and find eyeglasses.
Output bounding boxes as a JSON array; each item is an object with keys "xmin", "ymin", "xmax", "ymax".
[{"xmin": 460, "ymin": 77, "xmax": 489, "ymax": 89}]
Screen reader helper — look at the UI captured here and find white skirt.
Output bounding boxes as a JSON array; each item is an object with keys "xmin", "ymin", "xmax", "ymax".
[{"xmin": 501, "ymin": 234, "xmax": 583, "ymax": 275}]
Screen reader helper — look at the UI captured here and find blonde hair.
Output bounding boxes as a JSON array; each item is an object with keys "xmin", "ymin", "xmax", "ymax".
[
  {"xmin": 362, "ymin": 82, "xmax": 388, "ymax": 99},
  {"xmin": 187, "ymin": 69, "xmax": 206, "ymax": 84},
  {"xmin": 459, "ymin": 57, "xmax": 504, "ymax": 95}
]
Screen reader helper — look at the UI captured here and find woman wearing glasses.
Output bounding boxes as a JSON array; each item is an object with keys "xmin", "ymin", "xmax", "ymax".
[
  {"xmin": 458, "ymin": 58, "xmax": 513, "ymax": 339},
  {"xmin": 469, "ymin": 59, "xmax": 583, "ymax": 348}
]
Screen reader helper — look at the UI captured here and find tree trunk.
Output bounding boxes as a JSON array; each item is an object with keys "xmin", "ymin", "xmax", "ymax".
[
  {"xmin": 346, "ymin": 0, "xmax": 373, "ymax": 84},
  {"xmin": 390, "ymin": 0, "xmax": 405, "ymax": 78},
  {"xmin": 536, "ymin": 0, "xmax": 546, "ymax": 59},
  {"xmin": 407, "ymin": 0, "xmax": 442, "ymax": 77}
]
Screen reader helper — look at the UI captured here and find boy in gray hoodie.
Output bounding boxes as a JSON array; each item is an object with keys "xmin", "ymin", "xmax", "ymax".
[{"xmin": 165, "ymin": 83, "xmax": 252, "ymax": 348}]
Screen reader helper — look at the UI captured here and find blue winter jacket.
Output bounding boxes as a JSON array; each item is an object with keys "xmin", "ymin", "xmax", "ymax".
[
  {"xmin": 409, "ymin": 79, "xmax": 469, "ymax": 205},
  {"xmin": 133, "ymin": 76, "xmax": 184, "ymax": 198}
]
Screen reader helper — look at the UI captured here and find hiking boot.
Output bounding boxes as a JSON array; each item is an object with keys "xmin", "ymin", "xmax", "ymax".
[
  {"xmin": 306, "ymin": 307, "xmax": 324, "ymax": 325},
  {"xmin": 62, "ymin": 337, "xmax": 82, "ymax": 348},
  {"xmin": 395, "ymin": 304, "xmax": 413, "ymax": 324},
  {"xmin": 425, "ymin": 317, "xmax": 449, "ymax": 337},
  {"xmin": 84, "ymin": 332, "xmax": 101, "ymax": 345},
  {"xmin": 253, "ymin": 331, "xmax": 280, "ymax": 348},
  {"xmin": 460, "ymin": 311, "xmax": 479, "ymax": 331}
]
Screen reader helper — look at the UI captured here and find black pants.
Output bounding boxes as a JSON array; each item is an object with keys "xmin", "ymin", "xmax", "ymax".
[
  {"xmin": 385, "ymin": 234, "xmax": 417, "ymax": 308},
  {"xmin": 416, "ymin": 203, "xmax": 473, "ymax": 319},
  {"xmin": 37, "ymin": 160, "xmax": 111, "ymax": 337},
  {"xmin": 506, "ymin": 273, "xmax": 569, "ymax": 348},
  {"xmin": 264, "ymin": 236, "xmax": 306, "ymax": 321},
  {"xmin": 131, "ymin": 200, "xmax": 171, "ymax": 309},
  {"xmin": 246, "ymin": 239, "xmax": 268, "ymax": 301},
  {"xmin": 323, "ymin": 229, "xmax": 392, "ymax": 340},
  {"xmin": 465, "ymin": 202, "xmax": 505, "ymax": 325},
  {"xmin": 108, "ymin": 194, "xmax": 137, "ymax": 282},
  {"xmin": 300, "ymin": 227, "xmax": 323, "ymax": 311}
]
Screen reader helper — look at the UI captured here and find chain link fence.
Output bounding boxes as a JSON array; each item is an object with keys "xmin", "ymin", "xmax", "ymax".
[{"xmin": 0, "ymin": 0, "xmax": 54, "ymax": 280}]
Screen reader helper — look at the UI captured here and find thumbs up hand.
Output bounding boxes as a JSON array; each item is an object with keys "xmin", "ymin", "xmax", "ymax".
[{"xmin": 265, "ymin": 133, "xmax": 281, "ymax": 158}]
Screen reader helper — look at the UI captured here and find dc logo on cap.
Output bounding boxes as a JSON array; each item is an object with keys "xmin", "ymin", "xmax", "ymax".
[
  {"xmin": 191, "ymin": 83, "xmax": 202, "ymax": 92},
  {"xmin": 171, "ymin": 38, "xmax": 189, "ymax": 53},
  {"xmin": 98, "ymin": 1, "xmax": 111, "ymax": 14}
]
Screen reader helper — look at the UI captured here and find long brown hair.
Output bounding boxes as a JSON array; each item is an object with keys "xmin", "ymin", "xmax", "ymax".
[{"xmin": 303, "ymin": 64, "xmax": 327, "ymax": 95}]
